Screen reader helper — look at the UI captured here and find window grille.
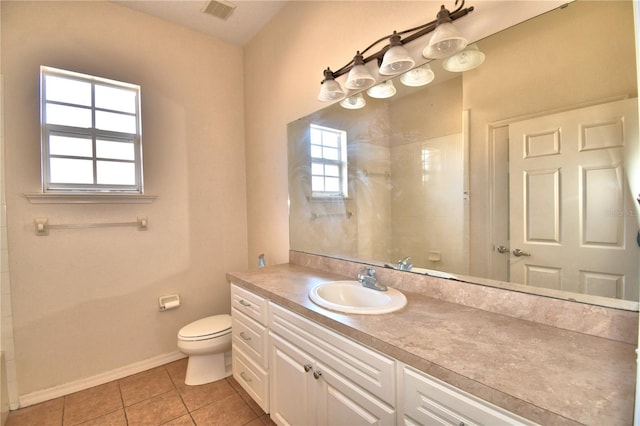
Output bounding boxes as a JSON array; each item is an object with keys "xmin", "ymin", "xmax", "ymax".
[
  {"xmin": 310, "ymin": 124, "xmax": 348, "ymax": 198},
  {"xmin": 40, "ymin": 66, "xmax": 143, "ymax": 193}
]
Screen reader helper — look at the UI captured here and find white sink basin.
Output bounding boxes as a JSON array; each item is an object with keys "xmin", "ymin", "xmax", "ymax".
[{"xmin": 309, "ymin": 280, "xmax": 407, "ymax": 314}]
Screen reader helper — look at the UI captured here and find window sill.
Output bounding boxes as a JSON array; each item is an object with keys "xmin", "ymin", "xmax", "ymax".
[
  {"xmin": 307, "ymin": 196, "xmax": 352, "ymax": 203},
  {"xmin": 24, "ymin": 192, "xmax": 157, "ymax": 204}
]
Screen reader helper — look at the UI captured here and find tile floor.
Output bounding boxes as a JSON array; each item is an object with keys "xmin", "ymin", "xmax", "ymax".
[{"xmin": 5, "ymin": 358, "xmax": 275, "ymax": 426}]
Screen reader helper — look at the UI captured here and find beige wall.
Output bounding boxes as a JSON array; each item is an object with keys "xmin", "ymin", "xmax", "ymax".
[{"xmin": 2, "ymin": 1, "xmax": 247, "ymax": 396}]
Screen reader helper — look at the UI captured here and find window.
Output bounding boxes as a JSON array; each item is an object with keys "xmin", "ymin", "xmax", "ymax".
[
  {"xmin": 310, "ymin": 124, "xmax": 348, "ymax": 198},
  {"xmin": 40, "ymin": 66, "xmax": 143, "ymax": 193}
]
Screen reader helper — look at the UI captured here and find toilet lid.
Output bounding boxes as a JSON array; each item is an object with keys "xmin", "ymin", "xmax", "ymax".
[{"xmin": 178, "ymin": 314, "xmax": 231, "ymax": 341}]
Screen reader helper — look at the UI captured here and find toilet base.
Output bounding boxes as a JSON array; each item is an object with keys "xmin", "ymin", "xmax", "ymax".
[{"xmin": 184, "ymin": 352, "xmax": 231, "ymax": 386}]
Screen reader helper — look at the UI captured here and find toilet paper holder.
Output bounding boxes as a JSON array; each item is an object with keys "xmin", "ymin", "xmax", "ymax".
[{"xmin": 159, "ymin": 294, "xmax": 180, "ymax": 311}]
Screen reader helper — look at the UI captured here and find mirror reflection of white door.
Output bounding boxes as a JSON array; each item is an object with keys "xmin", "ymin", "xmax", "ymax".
[{"xmin": 508, "ymin": 98, "xmax": 638, "ymax": 300}]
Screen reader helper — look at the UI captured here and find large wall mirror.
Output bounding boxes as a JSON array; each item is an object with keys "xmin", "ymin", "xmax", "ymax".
[{"xmin": 289, "ymin": 1, "xmax": 639, "ymax": 310}]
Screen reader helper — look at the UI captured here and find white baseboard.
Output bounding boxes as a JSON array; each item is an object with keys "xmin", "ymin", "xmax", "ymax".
[{"xmin": 18, "ymin": 351, "xmax": 187, "ymax": 409}]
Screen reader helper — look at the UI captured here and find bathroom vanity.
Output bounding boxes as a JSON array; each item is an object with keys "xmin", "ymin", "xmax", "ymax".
[{"xmin": 227, "ymin": 258, "xmax": 636, "ymax": 425}]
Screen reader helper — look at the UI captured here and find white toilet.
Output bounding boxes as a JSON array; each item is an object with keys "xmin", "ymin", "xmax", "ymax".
[{"xmin": 177, "ymin": 314, "xmax": 232, "ymax": 386}]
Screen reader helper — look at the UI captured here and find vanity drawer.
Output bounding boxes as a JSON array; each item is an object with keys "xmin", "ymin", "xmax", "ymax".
[
  {"xmin": 269, "ymin": 302, "xmax": 395, "ymax": 404},
  {"xmin": 402, "ymin": 366, "xmax": 537, "ymax": 426},
  {"xmin": 231, "ymin": 283, "xmax": 268, "ymax": 325},
  {"xmin": 232, "ymin": 345, "xmax": 269, "ymax": 412},
  {"xmin": 232, "ymin": 308, "xmax": 268, "ymax": 369}
]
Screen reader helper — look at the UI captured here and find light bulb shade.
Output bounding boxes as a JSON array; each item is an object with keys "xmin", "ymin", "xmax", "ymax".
[
  {"xmin": 367, "ymin": 80, "xmax": 396, "ymax": 99},
  {"xmin": 379, "ymin": 45, "xmax": 415, "ymax": 75},
  {"xmin": 423, "ymin": 22, "xmax": 468, "ymax": 59},
  {"xmin": 400, "ymin": 64, "xmax": 435, "ymax": 87},
  {"xmin": 340, "ymin": 93, "xmax": 366, "ymax": 109},
  {"xmin": 345, "ymin": 64, "xmax": 376, "ymax": 90},
  {"xmin": 317, "ymin": 70, "xmax": 345, "ymax": 102},
  {"xmin": 442, "ymin": 44, "xmax": 485, "ymax": 72}
]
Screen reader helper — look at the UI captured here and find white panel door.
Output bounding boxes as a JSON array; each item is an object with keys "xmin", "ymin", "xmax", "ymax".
[{"xmin": 509, "ymin": 98, "xmax": 639, "ymax": 300}]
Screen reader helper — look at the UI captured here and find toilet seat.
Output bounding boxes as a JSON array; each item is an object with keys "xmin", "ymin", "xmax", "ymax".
[{"xmin": 178, "ymin": 314, "xmax": 231, "ymax": 342}]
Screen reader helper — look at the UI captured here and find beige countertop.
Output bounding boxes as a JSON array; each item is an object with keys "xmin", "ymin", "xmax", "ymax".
[{"xmin": 227, "ymin": 263, "xmax": 636, "ymax": 425}]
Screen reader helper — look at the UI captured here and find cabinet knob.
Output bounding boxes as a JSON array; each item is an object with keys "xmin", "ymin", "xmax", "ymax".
[
  {"xmin": 239, "ymin": 331, "xmax": 252, "ymax": 341},
  {"xmin": 313, "ymin": 370, "xmax": 323, "ymax": 379},
  {"xmin": 239, "ymin": 299, "xmax": 252, "ymax": 307},
  {"xmin": 304, "ymin": 364, "xmax": 312, "ymax": 373},
  {"xmin": 240, "ymin": 371, "xmax": 252, "ymax": 383}
]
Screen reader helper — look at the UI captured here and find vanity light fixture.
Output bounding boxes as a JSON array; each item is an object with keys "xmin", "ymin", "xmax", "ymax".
[
  {"xmin": 345, "ymin": 52, "xmax": 376, "ymax": 90},
  {"xmin": 442, "ymin": 43, "xmax": 485, "ymax": 72},
  {"xmin": 367, "ymin": 80, "xmax": 397, "ymax": 99},
  {"xmin": 400, "ymin": 63, "xmax": 435, "ymax": 87},
  {"xmin": 423, "ymin": 5, "xmax": 469, "ymax": 59},
  {"xmin": 379, "ymin": 33, "xmax": 415, "ymax": 76},
  {"xmin": 317, "ymin": 68, "xmax": 346, "ymax": 101},
  {"xmin": 340, "ymin": 93, "xmax": 367, "ymax": 109},
  {"xmin": 317, "ymin": 0, "xmax": 474, "ymax": 101}
]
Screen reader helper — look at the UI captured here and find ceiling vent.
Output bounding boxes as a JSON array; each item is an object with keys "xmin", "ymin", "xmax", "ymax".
[{"xmin": 202, "ymin": 0, "xmax": 237, "ymax": 21}]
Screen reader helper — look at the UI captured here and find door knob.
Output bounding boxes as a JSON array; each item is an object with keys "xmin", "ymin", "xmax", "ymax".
[
  {"xmin": 496, "ymin": 245, "xmax": 509, "ymax": 254},
  {"xmin": 513, "ymin": 248, "xmax": 531, "ymax": 257}
]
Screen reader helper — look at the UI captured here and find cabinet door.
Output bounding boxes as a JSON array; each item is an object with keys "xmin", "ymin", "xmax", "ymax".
[
  {"xmin": 270, "ymin": 333, "xmax": 316, "ymax": 426},
  {"xmin": 269, "ymin": 302, "xmax": 396, "ymax": 404},
  {"xmin": 316, "ymin": 360, "xmax": 396, "ymax": 426}
]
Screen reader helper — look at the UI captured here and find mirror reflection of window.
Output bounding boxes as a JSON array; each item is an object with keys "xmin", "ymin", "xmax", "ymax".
[
  {"xmin": 421, "ymin": 147, "xmax": 441, "ymax": 184},
  {"xmin": 310, "ymin": 124, "xmax": 348, "ymax": 198}
]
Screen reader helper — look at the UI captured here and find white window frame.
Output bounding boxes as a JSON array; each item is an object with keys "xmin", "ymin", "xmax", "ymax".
[
  {"xmin": 310, "ymin": 124, "xmax": 348, "ymax": 199},
  {"xmin": 40, "ymin": 66, "xmax": 143, "ymax": 194}
]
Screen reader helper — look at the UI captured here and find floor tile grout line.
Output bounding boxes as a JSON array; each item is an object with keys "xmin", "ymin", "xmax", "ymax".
[
  {"xmin": 116, "ymin": 375, "xmax": 129, "ymax": 426},
  {"xmin": 168, "ymin": 366, "xmax": 196, "ymax": 424},
  {"xmin": 60, "ymin": 394, "xmax": 66, "ymax": 426},
  {"xmin": 66, "ymin": 380, "xmax": 128, "ymax": 426}
]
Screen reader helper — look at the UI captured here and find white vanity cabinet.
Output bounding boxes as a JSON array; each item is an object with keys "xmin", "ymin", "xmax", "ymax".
[
  {"xmin": 230, "ymin": 283, "xmax": 538, "ymax": 426},
  {"xmin": 230, "ymin": 284, "xmax": 269, "ymax": 412},
  {"xmin": 401, "ymin": 365, "xmax": 537, "ymax": 426},
  {"xmin": 268, "ymin": 302, "xmax": 396, "ymax": 426}
]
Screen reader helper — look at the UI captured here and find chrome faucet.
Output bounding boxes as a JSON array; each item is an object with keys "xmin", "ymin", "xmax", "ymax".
[
  {"xmin": 357, "ymin": 267, "xmax": 387, "ymax": 291},
  {"xmin": 397, "ymin": 256, "xmax": 413, "ymax": 271}
]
